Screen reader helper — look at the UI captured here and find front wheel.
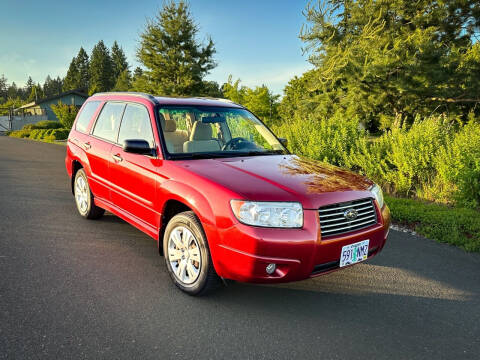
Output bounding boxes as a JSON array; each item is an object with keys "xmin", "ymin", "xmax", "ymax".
[
  {"xmin": 74, "ymin": 168, "xmax": 105, "ymax": 219},
  {"xmin": 163, "ymin": 211, "xmax": 222, "ymax": 295}
]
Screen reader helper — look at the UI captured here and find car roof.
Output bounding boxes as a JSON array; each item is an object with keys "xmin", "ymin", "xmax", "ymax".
[{"xmin": 90, "ymin": 92, "xmax": 243, "ymax": 108}]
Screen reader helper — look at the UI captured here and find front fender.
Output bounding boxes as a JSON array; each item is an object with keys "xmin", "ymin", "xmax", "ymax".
[{"xmin": 158, "ymin": 179, "xmax": 238, "ymax": 278}]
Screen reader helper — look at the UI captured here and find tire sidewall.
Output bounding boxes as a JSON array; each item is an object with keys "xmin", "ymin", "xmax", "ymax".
[
  {"xmin": 163, "ymin": 213, "xmax": 210, "ymax": 294},
  {"xmin": 74, "ymin": 169, "xmax": 92, "ymax": 218}
]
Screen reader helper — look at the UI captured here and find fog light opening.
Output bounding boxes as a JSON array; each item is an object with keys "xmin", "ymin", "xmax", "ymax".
[{"xmin": 266, "ymin": 263, "xmax": 276, "ymax": 275}]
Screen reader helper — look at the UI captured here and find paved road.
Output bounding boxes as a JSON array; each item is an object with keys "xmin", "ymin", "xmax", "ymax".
[{"xmin": 0, "ymin": 136, "xmax": 479, "ymax": 360}]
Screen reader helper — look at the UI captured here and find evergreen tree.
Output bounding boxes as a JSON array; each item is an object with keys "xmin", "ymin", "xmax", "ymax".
[
  {"xmin": 76, "ymin": 47, "xmax": 90, "ymax": 92},
  {"xmin": 63, "ymin": 57, "xmax": 80, "ymax": 91},
  {"xmin": 287, "ymin": 0, "xmax": 480, "ymax": 130},
  {"xmin": 133, "ymin": 67, "xmax": 143, "ymax": 80},
  {"xmin": 88, "ymin": 40, "xmax": 114, "ymax": 95},
  {"xmin": 111, "ymin": 41, "xmax": 129, "ymax": 82},
  {"xmin": 25, "ymin": 76, "xmax": 34, "ymax": 97},
  {"xmin": 27, "ymin": 84, "xmax": 44, "ymax": 102},
  {"xmin": 113, "ymin": 69, "xmax": 132, "ymax": 91},
  {"xmin": 136, "ymin": 0, "xmax": 216, "ymax": 95},
  {"xmin": 0, "ymin": 74, "xmax": 7, "ymax": 102},
  {"xmin": 7, "ymin": 82, "xmax": 19, "ymax": 99}
]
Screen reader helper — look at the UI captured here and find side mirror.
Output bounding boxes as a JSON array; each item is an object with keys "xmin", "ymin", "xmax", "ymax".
[
  {"xmin": 279, "ymin": 137, "xmax": 288, "ymax": 148},
  {"xmin": 123, "ymin": 139, "xmax": 155, "ymax": 155}
]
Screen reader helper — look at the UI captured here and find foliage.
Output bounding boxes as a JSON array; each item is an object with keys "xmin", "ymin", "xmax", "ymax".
[
  {"xmin": 0, "ymin": 97, "xmax": 25, "ymax": 115},
  {"xmin": 50, "ymin": 101, "xmax": 79, "ymax": 129},
  {"xmin": 136, "ymin": 0, "xmax": 216, "ymax": 96},
  {"xmin": 23, "ymin": 120, "xmax": 63, "ymax": 130},
  {"xmin": 9, "ymin": 127, "xmax": 69, "ymax": 141},
  {"xmin": 386, "ymin": 195, "xmax": 480, "ymax": 252},
  {"xmin": 434, "ymin": 120, "xmax": 480, "ymax": 208},
  {"xmin": 112, "ymin": 69, "xmax": 132, "ymax": 91},
  {"xmin": 280, "ymin": 0, "xmax": 480, "ymax": 131},
  {"xmin": 274, "ymin": 111, "xmax": 364, "ymax": 167},
  {"xmin": 222, "ymin": 76, "xmax": 280, "ymax": 126},
  {"xmin": 111, "ymin": 41, "xmax": 129, "ymax": 84},
  {"xmin": 89, "ymin": 40, "xmax": 114, "ymax": 95},
  {"xmin": 279, "ymin": 113, "xmax": 480, "ymax": 209},
  {"xmin": 43, "ymin": 75, "xmax": 63, "ymax": 98}
]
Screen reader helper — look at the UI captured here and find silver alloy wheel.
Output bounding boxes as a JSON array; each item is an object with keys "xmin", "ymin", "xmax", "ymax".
[
  {"xmin": 168, "ymin": 226, "xmax": 202, "ymax": 284},
  {"xmin": 75, "ymin": 175, "xmax": 89, "ymax": 215}
]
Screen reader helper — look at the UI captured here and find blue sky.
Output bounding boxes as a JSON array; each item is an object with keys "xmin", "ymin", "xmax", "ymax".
[{"xmin": 0, "ymin": 0, "xmax": 313, "ymax": 95}]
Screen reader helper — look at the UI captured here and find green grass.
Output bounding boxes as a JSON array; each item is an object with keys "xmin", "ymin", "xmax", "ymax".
[{"xmin": 386, "ymin": 195, "xmax": 480, "ymax": 252}]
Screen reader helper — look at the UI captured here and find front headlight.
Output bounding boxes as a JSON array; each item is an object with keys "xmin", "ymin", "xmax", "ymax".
[
  {"xmin": 370, "ymin": 184, "xmax": 384, "ymax": 209},
  {"xmin": 230, "ymin": 200, "xmax": 303, "ymax": 228}
]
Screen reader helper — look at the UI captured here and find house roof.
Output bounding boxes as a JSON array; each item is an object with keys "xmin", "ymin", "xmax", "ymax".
[{"xmin": 16, "ymin": 90, "xmax": 88, "ymax": 110}]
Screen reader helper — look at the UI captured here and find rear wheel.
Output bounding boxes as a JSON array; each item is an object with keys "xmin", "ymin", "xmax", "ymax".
[
  {"xmin": 74, "ymin": 168, "xmax": 104, "ymax": 219},
  {"xmin": 163, "ymin": 211, "xmax": 222, "ymax": 295}
]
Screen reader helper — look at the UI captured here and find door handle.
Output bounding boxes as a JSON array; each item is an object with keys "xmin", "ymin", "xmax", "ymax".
[
  {"xmin": 112, "ymin": 154, "xmax": 123, "ymax": 162},
  {"xmin": 83, "ymin": 142, "xmax": 91, "ymax": 150}
]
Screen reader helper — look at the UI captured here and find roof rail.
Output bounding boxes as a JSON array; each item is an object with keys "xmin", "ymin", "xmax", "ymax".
[{"xmin": 90, "ymin": 92, "xmax": 158, "ymax": 103}]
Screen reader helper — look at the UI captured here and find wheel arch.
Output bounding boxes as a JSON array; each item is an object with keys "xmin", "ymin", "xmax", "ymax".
[{"xmin": 71, "ymin": 160, "xmax": 83, "ymax": 195}]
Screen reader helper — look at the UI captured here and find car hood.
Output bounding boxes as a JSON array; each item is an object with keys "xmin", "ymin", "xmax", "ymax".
[{"xmin": 177, "ymin": 155, "xmax": 374, "ymax": 209}]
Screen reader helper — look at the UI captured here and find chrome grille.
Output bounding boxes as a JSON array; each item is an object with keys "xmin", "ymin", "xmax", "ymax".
[{"xmin": 319, "ymin": 198, "xmax": 377, "ymax": 238}]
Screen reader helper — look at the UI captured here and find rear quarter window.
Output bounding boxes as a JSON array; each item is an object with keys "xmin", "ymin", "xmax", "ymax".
[{"xmin": 75, "ymin": 101, "xmax": 101, "ymax": 133}]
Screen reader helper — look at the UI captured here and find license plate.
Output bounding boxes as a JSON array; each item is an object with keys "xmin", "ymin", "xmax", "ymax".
[{"xmin": 339, "ymin": 240, "xmax": 369, "ymax": 267}]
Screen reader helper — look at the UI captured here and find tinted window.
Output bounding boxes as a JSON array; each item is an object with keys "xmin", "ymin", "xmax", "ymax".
[
  {"xmin": 75, "ymin": 101, "xmax": 100, "ymax": 133},
  {"xmin": 92, "ymin": 102, "xmax": 126, "ymax": 142},
  {"xmin": 118, "ymin": 104, "xmax": 155, "ymax": 147}
]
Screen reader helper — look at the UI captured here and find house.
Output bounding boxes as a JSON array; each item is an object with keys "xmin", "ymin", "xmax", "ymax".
[{"xmin": 15, "ymin": 90, "xmax": 88, "ymax": 121}]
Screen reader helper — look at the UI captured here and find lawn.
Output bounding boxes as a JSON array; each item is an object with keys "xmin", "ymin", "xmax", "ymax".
[{"xmin": 386, "ymin": 195, "xmax": 480, "ymax": 252}]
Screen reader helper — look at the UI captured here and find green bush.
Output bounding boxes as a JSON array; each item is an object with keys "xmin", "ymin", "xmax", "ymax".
[
  {"xmin": 22, "ymin": 120, "xmax": 62, "ymax": 130},
  {"xmin": 275, "ymin": 112, "xmax": 364, "ymax": 167},
  {"xmin": 273, "ymin": 113, "xmax": 479, "ymax": 209},
  {"xmin": 434, "ymin": 121, "xmax": 480, "ymax": 208},
  {"xmin": 51, "ymin": 102, "xmax": 78, "ymax": 129},
  {"xmin": 44, "ymin": 128, "xmax": 70, "ymax": 141},
  {"xmin": 9, "ymin": 129, "xmax": 31, "ymax": 138},
  {"xmin": 8, "ymin": 127, "xmax": 69, "ymax": 141}
]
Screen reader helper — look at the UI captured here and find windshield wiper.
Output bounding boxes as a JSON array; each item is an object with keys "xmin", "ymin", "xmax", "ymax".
[
  {"xmin": 237, "ymin": 150, "xmax": 285, "ymax": 157},
  {"xmin": 173, "ymin": 152, "xmax": 236, "ymax": 160}
]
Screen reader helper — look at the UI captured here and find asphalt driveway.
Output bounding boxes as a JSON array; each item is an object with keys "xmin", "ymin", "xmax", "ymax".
[{"xmin": 0, "ymin": 136, "xmax": 479, "ymax": 359}]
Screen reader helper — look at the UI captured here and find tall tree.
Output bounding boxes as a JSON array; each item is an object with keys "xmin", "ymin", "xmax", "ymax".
[
  {"xmin": 222, "ymin": 76, "xmax": 280, "ymax": 125},
  {"xmin": 25, "ymin": 76, "xmax": 35, "ymax": 98},
  {"xmin": 289, "ymin": 0, "xmax": 480, "ymax": 131},
  {"xmin": 76, "ymin": 47, "xmax": 90, "ymax": 92},
  {"xmin": 88, "ymin": 40, "xmax": 114, "ymax": 95},
  {"xmin": 136, "ymin": 0, "xmax": 216, "ymax": 96},
  {"xmin": 63, "ymin": 57, "xmax": 80, "ymax": 91},
  {"xmin": 111, "ymin": 41, "xmax": 129, "ymax": 82},
  {"xmin": 0, "ymin": 74, "xmax": 7, "ymax": 102}
]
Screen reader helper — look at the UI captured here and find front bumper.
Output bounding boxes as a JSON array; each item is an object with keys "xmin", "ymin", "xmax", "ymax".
[{"xmin": 213, "ymin": 204, "xmax": 390, "ymax": 283}]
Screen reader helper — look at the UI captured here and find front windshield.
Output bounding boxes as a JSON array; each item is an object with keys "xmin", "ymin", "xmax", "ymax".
[{"xmin": 157, "ymin": 106, "xmax": 287, "ymax": 158}]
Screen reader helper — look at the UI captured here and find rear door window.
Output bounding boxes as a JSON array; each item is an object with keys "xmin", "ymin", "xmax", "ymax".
[
  {"xmin": 92, "ymin": 102, "xmax": 126, "ymax": 143},
  {"xmin": 75, "ymin": 101, "xmax": 100, "ymax": 133},
  {"xmin": 118, "ymin": 104, "xmax": 155, "ymax": 147}
]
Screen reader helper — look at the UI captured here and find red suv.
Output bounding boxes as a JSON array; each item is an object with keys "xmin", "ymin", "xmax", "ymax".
[{"xmin": 66, "ymin": 92, "xmax": 390, "ymax": 295}]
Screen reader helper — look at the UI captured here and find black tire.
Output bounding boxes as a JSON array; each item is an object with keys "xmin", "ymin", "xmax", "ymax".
[
  {"xmin": 163, "ymin": 211, "xmax": 222, "ymax": 295},
  {"xmin": 73, "ymin": 168, "xmax": 105, "ymax": 220}
]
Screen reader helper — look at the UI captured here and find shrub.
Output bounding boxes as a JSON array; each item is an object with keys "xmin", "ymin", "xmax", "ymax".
[
  {"xmin": 9, "ymin": 129, "xmax": 31, "ymax": 138},
  {"xmin": 35, "ymin": 120, "xmax": 63, "ymax": 129},
  {"xmin": 44, "ymin": 128, "xmax": 70, "ymax": 141},
  {"xmin": 350, "ymin": 116, "xmax": 455, "ymax": 196},
  {"xmin": 434, "ymin": 121, "xmax": 480, "ymax": 208},
  {"xmin": 275, "ymin": 112, "xmax": 365, "ymax": 167},
  {"xmin": 22, "ymin": 120, "xmax": 62, "ymax": 130},
  {"xmin": 51, "ymin": 102, "xmax": 78, "ymax": 129}
]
